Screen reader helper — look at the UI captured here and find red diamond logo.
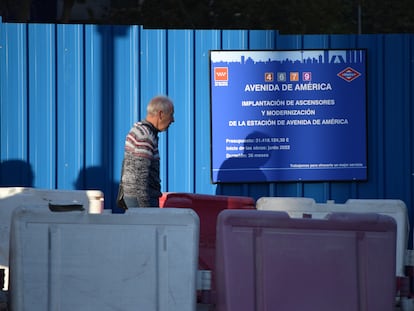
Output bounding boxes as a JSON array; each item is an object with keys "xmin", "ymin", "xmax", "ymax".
[{"xmin": 337, "ymin": 67, "xmax": 361, "ymax": 82}]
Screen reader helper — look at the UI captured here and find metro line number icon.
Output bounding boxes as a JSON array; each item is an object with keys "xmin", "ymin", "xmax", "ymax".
[{"xmin": 337, "ymin": 67, "xmax": 361, "ymax": 82}]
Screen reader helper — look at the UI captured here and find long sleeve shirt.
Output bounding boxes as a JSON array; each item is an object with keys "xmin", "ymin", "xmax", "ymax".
[{"xmin": 121, "ymin": 120, "xmax": 161, "ymax": 207}]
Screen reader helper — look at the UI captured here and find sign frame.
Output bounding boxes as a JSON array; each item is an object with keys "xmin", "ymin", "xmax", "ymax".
[{"xmin": 209, "ymin": 49, "xmax": 368, "ymax": 184}]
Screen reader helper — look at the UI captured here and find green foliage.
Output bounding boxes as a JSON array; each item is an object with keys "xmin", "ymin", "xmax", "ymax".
[
  {"xmin": 107, "ymin": 0, "xmax": 414, "ymax": 33},
  {"xmin": 1, "ymin": 0, "xmax": 413, "ymax": 33}
]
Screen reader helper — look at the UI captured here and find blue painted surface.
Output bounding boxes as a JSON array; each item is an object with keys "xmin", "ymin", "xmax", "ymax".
[
  {"xmin": 0, "ymin": 20, "xmax": 413, "ymax": 244},
  {"xmin": 167, "ymin": 29, "xmax": 195, "ymax": 192},
  {"xmin": 56, "ymin": 24, "xmax": 84, "ymax": 190},
  {"xmin": 28, "ymin": 23, "xmax": 56, "ymax": 189},
  {"xmin": 0, "ymin": 23, "xmax": 29, "ymax": 186}
]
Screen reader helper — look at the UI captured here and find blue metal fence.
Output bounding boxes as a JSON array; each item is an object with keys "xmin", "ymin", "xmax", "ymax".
[{"xmin": 0, "ymin": 20, "xmax": 413, "ymax": 237}]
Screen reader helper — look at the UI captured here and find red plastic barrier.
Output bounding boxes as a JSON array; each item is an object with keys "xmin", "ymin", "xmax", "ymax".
[
  {"xmin": 215, "ymin": 210, "xmax": 397, "ymax": 311},
  {"xmin": 159, "ymin": 192, "xmax": 256, "ymax": 303}
]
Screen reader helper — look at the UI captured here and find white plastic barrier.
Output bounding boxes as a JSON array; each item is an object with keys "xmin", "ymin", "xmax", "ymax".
[
  {"xmin": 256, "ymin": 197, "xmax": 409, "ymax": 277},
  {"xmin": 9, "ymin": 207, "xmax": 199, "ymax": 311},
  {"xmin": 0, "ymin": 187, "xmax": 104, "ymax": 290}
]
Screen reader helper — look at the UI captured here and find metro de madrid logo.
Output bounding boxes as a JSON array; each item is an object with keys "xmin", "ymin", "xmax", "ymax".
[
  {"xmin": 214, "ymin": 67, "xmax": 229, "ymax": 86},
  {"xmin": 337, "ymin": 67, "xmax": 361, "ymax": 82}
]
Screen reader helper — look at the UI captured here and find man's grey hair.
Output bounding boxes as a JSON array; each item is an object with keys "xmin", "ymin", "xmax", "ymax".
[{"xmin": 147, "ymin": 95, "xmax": 173, "ymax": 115}]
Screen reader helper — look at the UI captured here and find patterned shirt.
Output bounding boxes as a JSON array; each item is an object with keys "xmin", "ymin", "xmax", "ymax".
[{"xmin": 121, "ymin": 120, "xmax": 161, "ymax": 207}]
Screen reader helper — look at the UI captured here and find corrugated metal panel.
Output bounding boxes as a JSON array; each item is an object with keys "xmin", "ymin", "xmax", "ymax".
[
  {"xmin": 83, "ymin": 25, "xmax": 112, "ymax": 193},
  {"xmin": 56, "ymin": 24, "xmax": 84, "ymax": 189},
  {"xmin": 167, "ymin": 29, "xmax": 195, "ymax": 192},
  {"xmin": 0, "ymin": 21, "xmax": 413, "ymax": 243},
  {"xmin": 139, "ymin": 28, "xmax": 167, "ymax": 197},
  {"xmin": 112, "ymin": 25, "xmax": 139, "ymax": 200},
  {"xmin": 383, "ymin": 35, "xmax": 411, "ymax": 202},
  {"xmin": 0, "ymin": 23, "xmax": 29, "ymax": 185},
  {"xmin": 194, "ymin": 30, "xmax": 220, "ymax": 195},
  {"xmin": 28, "ymin": 23, "xmax": 56, "ymax": 188}
]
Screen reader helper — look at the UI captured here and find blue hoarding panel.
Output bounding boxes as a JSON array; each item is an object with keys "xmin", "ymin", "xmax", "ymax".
[
  {"xmin": 0, "ymin": 24, "xmax": 27, "ymax": 159},
  {"xmin": 275, "ymin": 34, "xmax": 303, "ymax": 50},
  {"xmin": 383, "ymin": 35, "xmax": 411, "ymax": 201},
  {"xmin": 112, "ymin": 25, "xmax": 140, "ymax": 179},
  {"xmin": 140, "ymin": 28, "xmax": 167, "ymax": 113},
  {"xmin": 0, "ymin": 21, "xmax": 413, "ymax": 243},
  {"xmin": 222, "ymin": 30, "xmax": 249, "ymax": 49},
  {"xmin": 84, "ymin": 25, "xmax": 107, "ymax": 168},
  {"xmin": 167, "ymin": 29, "xmax": 195, "ymax": 192},
  {"xmin": 330, "ymin": 34, "xmax": 358, "ymax": 49},
  {"xmin": 355, "ymin": 35, "xmax": 385, "ymax": 199},
  {"xmin": 28, "ymin": 24, "xmax": 56, "ymax": 188},
  {"xmin": 110, "ymin": 25, "xmax": 140, "ymax": 209},
  {"xmin": 83, "ymin": 25, "xmax": 113, "ymax": 193},
  {"xmin": 195, "ymin": 30, "xmax": 220, "ymax": 194},
  {"xmin": 56, "ymin": 24, "xmax": 84, "ymax": 189},
  {"xmin": 0, "ymin": 23, "xmax": 29, "ymax": 186},
  {"xmin": 248, "ymin": 30, "xmax": 277, "ymax": 50},
  {"xmin": 140, "ymin": 28, "xmax": 168, "ymax": 191}
]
